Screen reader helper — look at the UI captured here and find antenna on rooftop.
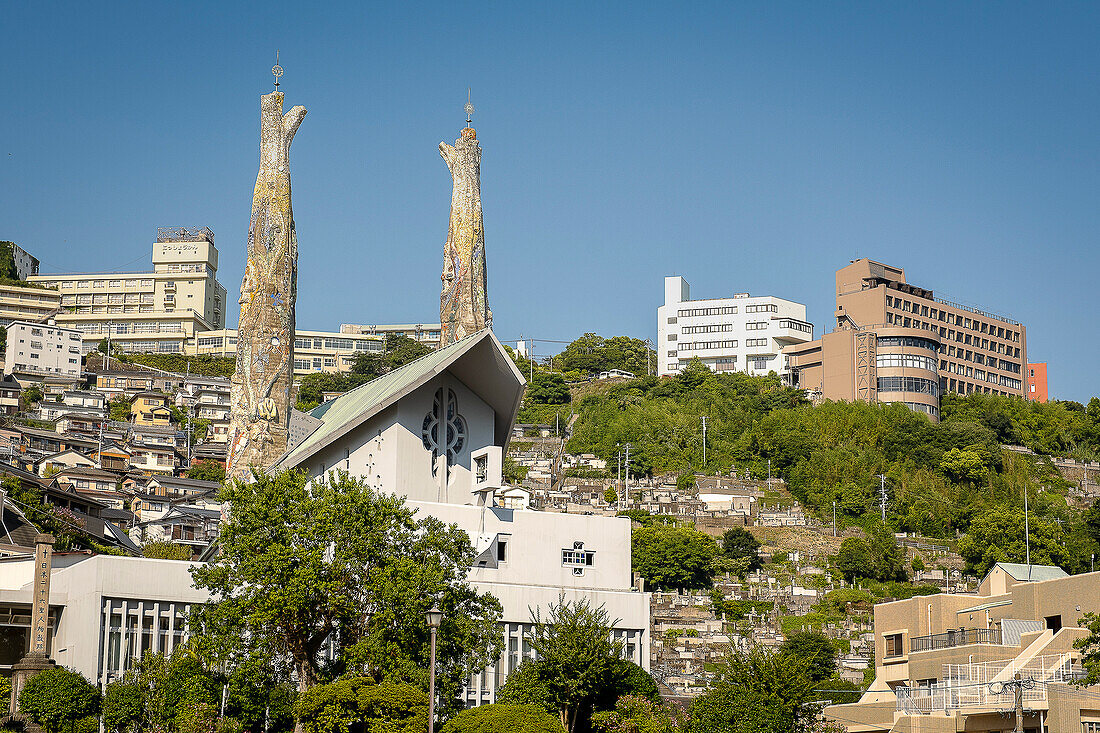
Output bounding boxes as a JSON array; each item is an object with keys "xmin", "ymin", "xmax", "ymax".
[{"xmin": 464, "ymin": 88, "xmax": 475, "ymax": 127}]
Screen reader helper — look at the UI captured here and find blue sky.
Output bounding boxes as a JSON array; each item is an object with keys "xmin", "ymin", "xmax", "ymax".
[{"xmin": 3, "ymin": 2, "xmax": 1098, "ymax": 400}]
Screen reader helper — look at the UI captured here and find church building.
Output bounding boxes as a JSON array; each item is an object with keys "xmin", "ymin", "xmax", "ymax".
[{"xmin": 275, "ymin": 329, "xmax": 651, "ymax": 705}]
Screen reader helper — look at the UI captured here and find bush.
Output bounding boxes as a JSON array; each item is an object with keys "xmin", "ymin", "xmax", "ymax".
[
  {"xmin": 102, "ymin": 682, "xmax": 143, "ymax": 733},
  {"xmin": 296, "ymin": 678, "xmax": 427, "ymax": 733},
  {"xmin": 19, "ymin": 668, "xmax": 101, "ymax": 733},
  {"xmin": 142, "ymin": 541, "xmax": 193, "ymax": 561},
  {"xmin": 439, "ymin": 703, "xmax": 563, "ymax": 733}
]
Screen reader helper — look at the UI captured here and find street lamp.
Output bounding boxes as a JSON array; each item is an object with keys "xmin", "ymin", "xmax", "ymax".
[{"xmin": 425, "ymin": 606, "xmax": 443, "ymax": 733}]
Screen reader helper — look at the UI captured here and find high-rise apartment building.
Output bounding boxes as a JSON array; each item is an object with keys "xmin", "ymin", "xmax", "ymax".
[
  {"xmin": 1026, "ymin": 362, "xmax": 1048, "ymax": 403},
  {"xmin": 339, "ymin": 322, "xmax": 442, "ymax": 349},
  {"xmin": 657, "ymin": 276, "xmax": 813, "ymax": 377},
  {"xmin": 785, "ymin": 259, "xmax": 1027, "ymax": 421},
  {"xmin": 29, "ymin": 228, "xmax": 228, "ymax": 355}
]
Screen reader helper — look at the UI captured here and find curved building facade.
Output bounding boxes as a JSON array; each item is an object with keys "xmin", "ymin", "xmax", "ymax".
[{"xmin": 870, "ymin": 327, "xmax": 942, "ymax": 419}]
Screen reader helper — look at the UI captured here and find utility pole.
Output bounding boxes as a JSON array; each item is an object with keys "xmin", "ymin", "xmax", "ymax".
[
  {"xmin": 617, "ymin": 445, "xmax": 622, "ymax": 508},
  {"xmin": 878, "ymin": 474, "xmax": 887, "ymax": 522},
  {"xmin": 1024, "ymin": 484, "xmax": 1031, "ymax": 572},
  {"xmin": 767, "ymin": 458, "xmax": 772, "ymax": 492},
  {"xmin": 1013, "ymin": 672, "xmax": 1024, "ymax": 733},
  {"xmin": 646, "ymin": 339, "xmax": 652, "ymax": 377},
  {"xmin": 624, "ymin": 443, "xmax": 631, "ymax": 508},
  {"xmin": 832, "ymin": 501, "xmax": 837, "ymax": 537},
  {"xmin": 701, "ymin": 415, "xmax": 708, "ymax": 468}
]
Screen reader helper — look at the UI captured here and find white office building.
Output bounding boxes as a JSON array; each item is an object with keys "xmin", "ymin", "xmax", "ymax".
[
  {"xmin": 657, "ymin": 275, "xmax": 814, "ymax": 377},
  {"xmin": 4, "ymin": 320, "xmax": 83, "ymax": 384}
]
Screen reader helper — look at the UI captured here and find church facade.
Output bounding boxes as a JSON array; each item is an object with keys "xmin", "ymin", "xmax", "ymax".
[{"xmin": 276, "ymin": 330, "xmax": 651, "ymax": 705}]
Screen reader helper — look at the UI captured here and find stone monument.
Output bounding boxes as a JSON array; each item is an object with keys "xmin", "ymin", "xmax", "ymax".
[
  {"xmin": 226, "ymin": 80, "xmax": 307, "ymax": 480},
  {"xmin": 438, "ymin": 93, "xmax": 491, "ymax": 347},
  {"xmin": 8, "ymin": 534, "xmax": 56, "ymax": 725}
]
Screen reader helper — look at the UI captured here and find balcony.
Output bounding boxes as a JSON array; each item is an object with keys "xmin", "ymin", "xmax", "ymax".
[{"xmin": 910, "ymin": 627, "xmax": 1001, "ymax": 653}]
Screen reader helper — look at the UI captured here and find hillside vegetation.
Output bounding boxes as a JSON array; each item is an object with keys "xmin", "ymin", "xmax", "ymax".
[{"xmin": 544, "ymin": 357, "xmax": 1100, "ymax": 573}]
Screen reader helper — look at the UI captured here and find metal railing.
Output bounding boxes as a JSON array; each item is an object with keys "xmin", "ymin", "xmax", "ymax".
[
  {"xmin": 156, "ymin": 227, "xmax": 214, "ymax": 244},
  {"xmin": 910, "ymin": 627, "xmax": 1001, "ymax": 652},
  {"xmin": 933, "ymin": 297, "xmax": 1020, "ymax": 326},
  {"xmin": 896, "ymin": 654, "xmax": 1085, "ymax": 714}
]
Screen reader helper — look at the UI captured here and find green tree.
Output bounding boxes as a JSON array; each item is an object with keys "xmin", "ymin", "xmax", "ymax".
[
  {"xmin": 295, "ymin": 677, "xmax": 427, "ymax": 733},
  {"xmin": 1075, "ymin": 612, "xmax": 1100, "ymax": 685},
  {"xmin": 23, "ymin": 385, "xmax": 44, "ymax": 405},
  {"xmin": 940, "ymin": 446, "xmax": 990, "ymax": 484},
  {"xmin": 779, "ymin": 631, "xmax": 837, "ymax": 683},
  {"xmin": 440, "ymin": 703, "xmax": 564, "ymax": 733},
  {"xmin": 496, "ymin": 597, "xmax": 652, "ymax": 733},
  {"xmin": 186, "ymin": 459, "xmax": 226, "ymax": 482},
  {"xmin": 0, "ymin": 242, "xmax": 19, "ymax": 280},
  {"xmin": 720, "ymin": 527, "xmax": 763, "ymax": 571},
  {"xmin": 958, "ymin": 506, "xmax": 1072, "ymax": 576},
  {"xmin": 225, "ymin": 658, "xmax": 297, "ymax": 733},
  {"xmin": 591, "ymin": 695, "xmax": 688, "ymax": 733},
  {"xmin": 141, "ymin": 540, "xmax": 193, "ymax": 560},
  {"xmin": 632, "ymin": 524, "xmax": 718, "ymax": 590},
  {"xmin": 19, "ymin": 667, "xmax": 102, "ymax": 733},
  {"xmin": 555, "ymin": 334, "xmax": 655, "ymax": 377},
  {"xmin": 102, "ymin": 682, "xmax": 143, "ymax": 733},
  {"xmin": 108, "ymin": 397, "xmax": 131, "ymax": 422},
  {"xmin": 833, "ymin": 531, "xmax": 906, "ymax": 584},
  {"xmin": 603, "ymin": 487, "xmax": 617, "ymax": 505},
  {"xmin": 189, "ymin": 470, "xmax": 502, "ymax": 717},
  {"xmin": 689, "ymin": 645, "xmax": 817, "ymax": 733},
  {"xmin": 527, "ymin": 372, "xmax": 571, "ymax": 405}
]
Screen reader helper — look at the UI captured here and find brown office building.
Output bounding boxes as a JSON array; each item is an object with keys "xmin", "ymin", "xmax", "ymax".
[{"xmin": 785, "ymin": 259, "xmax": 1026, "ymax": 421}]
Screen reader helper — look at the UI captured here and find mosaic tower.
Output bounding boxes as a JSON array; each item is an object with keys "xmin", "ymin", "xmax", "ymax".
[
  {"xmin": 439, "ymin": 115, "xmax": 491, "ymax": 346},
  {"xmin": 226, "ymin": 90, "xmax": 306, "ymax": 479}
]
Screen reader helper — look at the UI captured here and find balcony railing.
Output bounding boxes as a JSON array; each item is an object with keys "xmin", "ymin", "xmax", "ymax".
[{"xmin": 910, "ymin": 627, "xmax": 1001, "ymax": 653}]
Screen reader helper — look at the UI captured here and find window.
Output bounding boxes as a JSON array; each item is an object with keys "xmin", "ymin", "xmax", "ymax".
[
  {"xmin": 561, "ymin": 548, "xmax": 595, "ymax": 566},
  {"xmin": 745, "ymin": 304, "xmax": 778, "ymax": 314},
  {"xmin": 884, "ymin": 633, "xmax": 903, "ymax": 658},
  {"xmin": 875, "ymin": 354, "xmax": 938, "ymax": 371},
  {"xmin": 876, "ymin": 336, "xmax": 939, "ymax": 352},
  {"xmin": 745, "ymin": 322, "xmax": 768, "ymax": 331},
  {"xmin": 877, "ymin": 376, "xmax": 939, "ymax": 396},
  {"xmin": 497, "ymin": 540, "xmax": 508, "ymax": 563},
  {"xmin": 746, "ymin": 338, "xmax": 768, "ymax": 347},
  {"xmin": 677, "ymin": 306, "xmax": 737, "ymax": 317}
]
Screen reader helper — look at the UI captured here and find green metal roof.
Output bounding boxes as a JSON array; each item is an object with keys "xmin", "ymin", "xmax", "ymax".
[
  {"xmin": 992, "ymin": 563, "xmax": 1068, "ymax": 582},
  {"xmin": 274, "ymin": 330, "xmax": 524, "ymax": 470}
]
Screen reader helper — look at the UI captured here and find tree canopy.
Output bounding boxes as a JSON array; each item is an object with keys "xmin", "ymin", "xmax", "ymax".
[
  {"xmin": 721, "ymin": 527, "xmax": 763, "ymax": 571},
  {"xmin": 554, "ymin": 334, "xmax": 656, "ymax": 377},
  {"xmin": 296, "ymin": 335, "xmax": 433, "ymax": 411},
  {"xmin": 190, "ymin": 469, "xmax": 502, "ymax": 716},
  {"xmin": 496, "ymin": 597, "xmax": 656, "ymax": 733},
  {"xmin": 631, "ymin": 523, "xmax": 719, "ymax": 591}
]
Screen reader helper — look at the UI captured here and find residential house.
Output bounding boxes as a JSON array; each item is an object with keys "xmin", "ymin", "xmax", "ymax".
[
  {"xmin": 825, "ymin": 562, "xmax": 1100, "ymax": 732},
  {"xmin": 38, "ymin": 449, "xmax": 97, "ymax": 477},
  {"xmin": 0, "ymin": 376, "xmax": 21, "ymax": 415},
  {"xmin": 52, "ymin": 466, "xmax": 121, "ymax": 496},
  {"xmin": 131, "ymin": 392, "xmax": 172, "ymax": 426}
]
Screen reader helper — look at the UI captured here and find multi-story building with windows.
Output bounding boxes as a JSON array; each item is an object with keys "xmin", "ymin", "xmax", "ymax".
[
  {"xmin": 29, "ymin": 228, "xmax": 228, "ymax": 355},
  {"xmin": 826, "ymin": 563, "xmax": 1100, "ymax": 732},
  {"xmin": 1027, "ymin": 362, "xmax": 1048, "ymax": 403},
  {"xmin": 339, "ymin": 322, "xmax": 442, "ymax": 349},
  {"xmin": 784, "ymin": 259, "xmax": 1028, "ymax": 421},
  {"xmin": 187, "ymin": 328, "xmax": 386, "ymax": 378},
  {"xmin": 657, "ymin": 276, "xmax": 813, "ymax": 377},
  {"xmin": 0, "ymin": 283, "xmax": 61, "ymax": 324},
  {"xmin": 4, "ymin": 320, "xmax": 83, "ymax": 387}
]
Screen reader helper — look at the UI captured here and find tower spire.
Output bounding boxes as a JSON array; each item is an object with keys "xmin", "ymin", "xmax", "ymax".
[
  {"xmin": 226, "ymin": 80, "xmax": 306, "ymax": 480},
  {"xmin": 439, "ymin": 92, "xmax": 490, "ymax": 347},
  {"xmin": 272, "ymin": 50, "xmax": 283, "ymax": 91}
]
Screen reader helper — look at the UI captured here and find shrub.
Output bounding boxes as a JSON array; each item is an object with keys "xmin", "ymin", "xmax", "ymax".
[
  {"xmin": 439, "ymin": 703, "xmax": 563, "ymax": 733},
  {"xmin": 19, "ymin": 668, "xmax": 101, "ymax": 733}
]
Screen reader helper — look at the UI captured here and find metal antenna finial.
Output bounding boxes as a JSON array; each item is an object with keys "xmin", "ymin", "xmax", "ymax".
[
  {"xmin": 464, "ymin": 87, "xmax": 475, "ymax": 127},
  {"xmin": 272, "ymin": 50, "xmax": 284, "ymax": 91}
]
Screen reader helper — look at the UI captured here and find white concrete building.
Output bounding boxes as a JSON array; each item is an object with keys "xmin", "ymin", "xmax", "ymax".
[
  {"xmin": 30, "ymin": 228, "xmax": 228, "ymax": 355},
  {"xmin": 657, "ymin": 275, "xmax": 814, "ymax": 377},
  {"xmin": 276, "ymin": 329, "xmax": 651, "ymax": 706},
  {"xmin": 0, "ymin": 554, "xmax": 208, "ymax": 684},
  {"xmin": 4, "ymin": 320, "xmax": 83, "ymax": 383},
  {"xmin": 187, "ymin": 328, "xmax": 386, "ymax": 378}
]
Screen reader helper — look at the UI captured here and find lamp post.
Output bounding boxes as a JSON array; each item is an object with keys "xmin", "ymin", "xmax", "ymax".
[{"xmin": 425, "ymin": 606, "xmax": 443, "ymax": 733}]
